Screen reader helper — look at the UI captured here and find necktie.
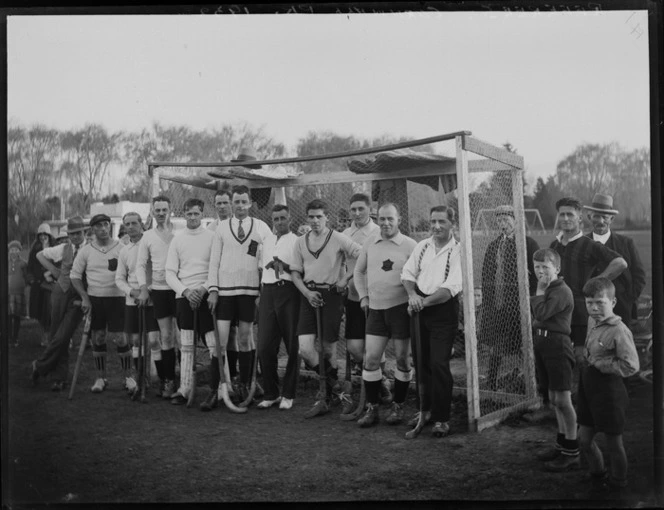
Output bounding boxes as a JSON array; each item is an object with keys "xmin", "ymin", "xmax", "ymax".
[{"xmin": 238, "ymin": 220, "xmax": 245, "ymax": 240}]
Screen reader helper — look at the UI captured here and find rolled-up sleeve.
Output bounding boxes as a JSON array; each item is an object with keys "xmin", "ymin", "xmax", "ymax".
[
  {"xmin": 289, "ymin": 237, "xmax": 305, "ymax": 275},
  {"xmin": 401, "ymin": 244, "xmax": 420, "ymax": 284}
]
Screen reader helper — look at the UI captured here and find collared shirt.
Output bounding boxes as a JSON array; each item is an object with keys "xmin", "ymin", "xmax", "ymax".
[
  {"xmin": 261, "ymin": 231, "xmax": 298, "ymax": 284},
  {"xmin": 592, "ymin": 230, "xmax": 611, "ymax": 245},
  {"xmin": 584, "ymin": 315, "xmax": 639, "ymax": 378},
  {"xmin": 354, "ymin": 231, "xmax": 417, "ymax": 310},
  {"xmin": 555, "ymin": 230, "xmax": 584, "ymax": 245},
  {"xmin": 530, "ymin": 278, "xmax": 574, "ymax": 335},
  {"xmin": 550, "ymin": 233, "xmax": 622, "ymax": 326},
  {"xmin": 291, "ymin": 229, "xmax": 362, "ymax": 286},
  {"xmin": 70, "ymin": 240, "xmax": 124, "ymax": 298},
  {"xmin": 401, "ymin": 236, "xmax": 462, "ymax": 297},
  {"xmin": 116, "ymin": 239, "xmax": 152, "ymax": 306},
  {"xmin": 343, "ymin": 220, "xmax": 380, "ymax": 301},
  {"xmin": 136, "ymin": 225, "xmax": 177, "ymax": 291}
]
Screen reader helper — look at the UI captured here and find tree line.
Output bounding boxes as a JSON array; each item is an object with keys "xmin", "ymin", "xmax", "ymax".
[{"xmin": 7, "ymin": 121, "xmax": 651, "ymax": 245}]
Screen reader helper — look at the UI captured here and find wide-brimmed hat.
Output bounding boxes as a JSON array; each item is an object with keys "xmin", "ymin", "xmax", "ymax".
[
  {"xmin": 583, "ymin": 193, "xmax": 619, "ymax": 215},
  {"xmin": 495, "ymin": 205, "xmax": 514, "ymax": 218},
  {"xmin": 66, "ymin": 215, "xmax": 87, "ymax": 233},
  {"xmin": 37, "ymin": 222, "xmax": 52, "ymax": 235},
  {"xmin": 89, "ymin": 213, "xmax": 112, "ymax": 227},
  {"xmin": 8, "ymin": 240, "xmax": 22, "ymax": 250},
  {"xmin": 231, "ymin": 146, "xmax": 262, "ymax": 170}
]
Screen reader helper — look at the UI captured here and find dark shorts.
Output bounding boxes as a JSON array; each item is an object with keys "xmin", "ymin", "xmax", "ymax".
[
  {"xmin": 216, "ymin": 295, "xmax": 257, "ymax": 323},
  {"xmin": 151, "ymin": 289, "xmax": 176, "ymax": 319},
  {"xmin": 366, "ymin": 303, "xmax": 410, "ymax": 340},
  {"xmin": 175, "ymin": 297, "xmax": 214, "ymax": 334},
  {"xmin": 124, "ymin": 305, "xmax": 160, "ymax": 334},
  {"xmin": 90, "ymin": 296, "xmax": 125, "ymax": 333},
  {"xmin": 297, "ymin": 289, "xmax": 344, "ymax": 343},
  {"xmin": 570, "ymin": 324, "xmax": 588, "ymax": 347},
  {"xmin": 534, "ymin": 332, "xmax": 575, "ymax": 392},
  {"xmin": 576, "ymin": 365, "xmax": 629, "ymax": 435},
  {"xmin": 344, "ymin": 299, "xmax": 366, "ymax": 339}
]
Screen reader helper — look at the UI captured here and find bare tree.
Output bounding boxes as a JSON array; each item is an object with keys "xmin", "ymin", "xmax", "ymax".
[{"xmin": 59, "ymin": 124, "xmax": 121, "ymax": 214}]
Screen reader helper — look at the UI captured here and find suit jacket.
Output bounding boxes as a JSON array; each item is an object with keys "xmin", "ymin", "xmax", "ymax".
[
  {"xmin": 586, "ymin": 231, "xmax": 646, "ymax": 323},
  {"xmin": 481, "ymin": 234, "xmax": 539, "ymax": 313}
]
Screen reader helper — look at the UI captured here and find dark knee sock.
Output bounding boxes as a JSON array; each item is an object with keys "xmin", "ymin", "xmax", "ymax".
[
  {"xmin": 11, "ymin": 315, "xmax": 21, "ymax": 341},
  {"xmin": 238, "ymin": 351, "xmax": 252, "ymax": 384},
  {"xmin": 209, "ymin": 356, "xmax": 220, "ymax": 390},
  {"xmin": 227, "ymin": 350, "xmax": 239, "ymax": 379},
  {"xmin": 394, "ymin": 379, "xmax": 410, "ymax": 404},
  {"xmin": 365, "ymin": 379, "xmax": 382, "ymax": 405},
  {"xmin": 162, "ymin": 349, "xmax": 175, "ymax": 380}
]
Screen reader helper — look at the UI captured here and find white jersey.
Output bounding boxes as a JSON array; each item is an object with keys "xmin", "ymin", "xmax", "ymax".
[{"xmin": 136, "ymin": 225, "xmax": 176, "ymax": 291}]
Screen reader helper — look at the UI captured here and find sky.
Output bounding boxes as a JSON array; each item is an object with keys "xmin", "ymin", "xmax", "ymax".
[{"xmin": 7, "ymin": 9, "xmax": 651, "ymax": 192}]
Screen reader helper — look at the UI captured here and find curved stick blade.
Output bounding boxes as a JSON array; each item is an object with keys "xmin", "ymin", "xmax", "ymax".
[{"xmin": 220, "ymin": 383, "xmax": 248, "ymax": 414}]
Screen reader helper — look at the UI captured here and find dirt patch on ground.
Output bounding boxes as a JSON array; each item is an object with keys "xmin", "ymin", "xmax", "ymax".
[{"xmin": 4, "ymin": 320, "xmax": 658, "ymax": 506}]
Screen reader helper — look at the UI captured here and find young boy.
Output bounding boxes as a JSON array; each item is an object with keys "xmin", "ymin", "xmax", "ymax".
[
  {"xmin": 529, "ymin": 248, "xmax": 579, "ymax": 472},
  {"xmin": 577, "ymin": 277, "xmax": 640, "ymax": 492},
  {"xmin": 8, "ymin": 240, "xmax": 28, "ymax": 347}
]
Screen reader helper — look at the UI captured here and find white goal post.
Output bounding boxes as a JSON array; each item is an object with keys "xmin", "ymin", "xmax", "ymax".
[{"xmin": 148, "ymin": 130, "xmax": 539, "ymax": 432}]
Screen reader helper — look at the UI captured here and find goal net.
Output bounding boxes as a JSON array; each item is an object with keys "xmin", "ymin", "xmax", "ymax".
[{"xmin": 149, "ymin": 132, "xmax": 538, "ymax": 431}]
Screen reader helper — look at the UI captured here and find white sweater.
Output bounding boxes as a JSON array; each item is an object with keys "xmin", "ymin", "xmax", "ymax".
[
  {"xmin": 165, "ymin": 226, "xmax": 215, "ymax": 298},
  {"xmin": 136, "ymin": 226, "xmax": 176, "ymax": 291}
]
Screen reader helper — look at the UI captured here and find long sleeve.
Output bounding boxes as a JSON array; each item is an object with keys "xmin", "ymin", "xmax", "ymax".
[
  {"xmin": 206, "ymin": 230, "xmax": 223, "ymax": 292},
  {"xmin": 594, "ymin": 334, "xmax": 640, "ymax": 378},
  {"xmin": 340, "ymin": 233, "xmax": 362, "ymax": 261},
  {"xmin": 115, "ymin": 251, "xmax": 132, "ymax": 297},
  {"xmin": 135, "ymin": 237, "xmax": 149, "ymax": 287},
  {"xmin": 165, "ymin": 240, "xmax": 186, "ymax": 297},
  {"xmin": 531, "ymin": 288, "xmax": 567, "ymax": 322},
  {"xmin": 353, "ymin": 246, "xmax": 369, "ymax": 301}
]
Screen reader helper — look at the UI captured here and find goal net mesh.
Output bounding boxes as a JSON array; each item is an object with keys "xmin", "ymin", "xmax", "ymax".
[{"xmin": 151, "ymin": 140, "xmax": 537, "ymax": 427}]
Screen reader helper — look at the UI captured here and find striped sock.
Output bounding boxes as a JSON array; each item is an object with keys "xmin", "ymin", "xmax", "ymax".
[{"xmin": 561, "ymin": 438, "xmax": 580, "ymax": 456}]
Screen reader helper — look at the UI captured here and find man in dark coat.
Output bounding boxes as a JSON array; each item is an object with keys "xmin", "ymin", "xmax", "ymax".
[
  {"xmin": 480, "ymin": 205, "xmax": 539, "ymax": 391},
  {"xmin": 584, "ymin": 193, "xmax": 646, "ymax": 326}
]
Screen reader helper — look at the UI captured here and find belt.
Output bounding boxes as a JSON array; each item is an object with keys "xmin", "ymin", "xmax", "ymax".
[
  {"xmin": 263, "ymin": 280, "xmax": 293, "ymax": 287},
  {"xmin": 305, "ymin": 282, "xmax": 345, "ymax": 295},
  {"xmin": 535, "ymin": 328, "xmax": 549, "ymax": 337}
]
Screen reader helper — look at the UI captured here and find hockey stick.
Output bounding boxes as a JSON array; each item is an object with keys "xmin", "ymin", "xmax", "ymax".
[
  {"xmin": 239, "ymin": 346, "xmax": 258, "ymax": 408},
  {"xmin": 213, "ymin": 311, "xmax": 247, "ymax": 414},
  {"xmin": 304, "ymin": 304, "xmax": 329, "ymax": 418},
  {"xmin": 186, "ymin": 308, "xmax": 198, "ymax": 408},
  {"xmin": 340, "ymin": 307, "xmax": 367, "ymax": 421},
  {"xmin": 139, "ymin": 306, "xmax": 149, "ymax": 403},
  {"xmin": 68, "ymin": 311, "xmax": 92, "ymax": 400},
  {"xmin": 405, "ymin": 311, "xmax": 425, "ymax": 439}
]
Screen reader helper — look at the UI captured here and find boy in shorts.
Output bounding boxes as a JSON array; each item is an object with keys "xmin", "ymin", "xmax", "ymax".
[
  {"xmin": 530, "ymin": 248, "xmax": 579, "ymax": 471},
  {"xmin": 577, "ymin": 277, "xmax": 640, "ymax": 491}
]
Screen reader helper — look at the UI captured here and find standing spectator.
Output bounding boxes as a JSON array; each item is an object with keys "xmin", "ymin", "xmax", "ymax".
[
  {"xmin": 549, "ymin": 197, "xmax": 627, "ymax": 376},
  {"xmin": 31, "ymin": 216, "xmax": 87, "ymax": 391},
  {"xmin": 401, "ymin": 205, "xmax": 463, "ymax": 438},
  {"xmin": 8, "ymin": 241, "xmax": 28, "ymax": 347},
  {"xmin": 28, "ymin": 222, "xmax": 55, "ymax": 346},
  {"xmin": 584, "ymin": 193, "xmax": 646, "ymax": 326},
  {"xmin": 480, "ymin": 205, "xmax": 539, "ymax": 391}
]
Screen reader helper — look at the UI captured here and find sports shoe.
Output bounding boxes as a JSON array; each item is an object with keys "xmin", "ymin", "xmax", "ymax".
[
  {"xmin": 380, "ymin": 377, "xmax": 393, "ymax": 405},
  {"xmin": 535, "ymin": 446, "xmax": 561, "ymax": 461},
  {"xmin": 237, "ymin": 383, "xmax": 249, "ymax": 403},
  {"xmin": 279, "ymin": 398, "xmax": 293, "ymax": 410},
  {"xmin": 51, "ymin": 381, "xmax": 65, "ymax": 392},
  {"xmin": 30, "ymin": 360, "xmax": 40, "ymax": 386},
  {"xmin": 407, "ymin": 410, "xmax": 431, "ymax": 428},
  {"xmin": 304, "ymin": 392, "xmax": 329, "ymax": 418},
  {"xmin": 154, "ymin": 380, "xmax": 164, "ymax": 398},
  {"xmin": 544, "ymin": 454, "xmax": 581, "ymax": 472},
  {"xmin": 170, "ymin": 392, "xmax": 187, "ymax": 405},
  {"xmin": 339, "ymin": 392, "xmax": 355, "ymax": 414},
  {"xmin": 432, "ymin": 421, "xmax": 451, "ymax": 438},
  {"xmin": 162, "ymin": 379, "xmax": 175, "ymax": 399},
  {"xmin": 357, "ymin": 403, "xmax": 380, "ymax": 428},
  {"xmin": 385, "ymin": 402, "xmax": 405, "ymax": 425},
  {"xmin": 254, "ymin": 381, "xmax": 264, "ymax": 399},
  {"xmin": 91, "ymin": 378, "xmax": 107, "ymax": 393},
  {"xmin": 257, "ymin": 397, "xmax": 282, "ymax": 409},
  {"xmin": 124, "ymin": 376, "xmax": 138, "ymax": 394},
  {"xmin": 199, "ymin": 390, "xmax": 219, "ymax": 412}
]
